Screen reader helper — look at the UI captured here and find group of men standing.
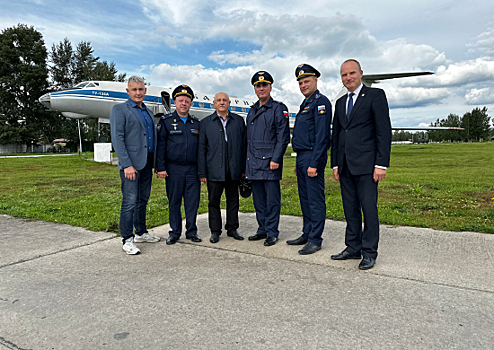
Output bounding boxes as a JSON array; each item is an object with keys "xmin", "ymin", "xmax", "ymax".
[{"xmin": 110, "ymin": 59, "xmax": 391, "ymax": 270}]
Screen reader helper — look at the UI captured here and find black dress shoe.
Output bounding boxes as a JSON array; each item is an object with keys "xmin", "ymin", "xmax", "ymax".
[
  {"xmin": 298, "ymin": 242, "xmax": 321, "ymax": 255},
  {"xmin": 358, "ymin": 257, "xmax": 376, "ymax": 270},
  {"xmin": 227, "ymin": 230, "xmax": 244, "ymax": 240},
  {"xmin": 286, "ymin": 235, "xmax": 308, "ymax": 245},
  {"xmin": 166, "ymin": 236, "xmax": 179, "ymax": 245},
  {"xmin": 330, "ymin": 250, "xmax": 361, "ymax": 260},
  {"xmin": 210, "ymin": 233, "xmax": 220, "ymax": 243},
  {"xmin": 264, "ymin": 236, "xmax": 278, "ymax": 246},
  {"xmin": 248, "ymin": 232, "xmax": 267, "ymax": 241},
  {"xmin": 187, "ymin": 235, "xmax": 202, "ymax": 243}
]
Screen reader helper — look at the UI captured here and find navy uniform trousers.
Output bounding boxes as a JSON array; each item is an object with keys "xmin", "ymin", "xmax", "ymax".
[
  {"xmin": 339, "ymin": 157, "xmax": 379, "ymax": 259},
  {"xmin": 166, "ymin": 163, "xmax": 201, "ymax": 238},
  {"xmin": 296, "ymin": 151, "xmax": 326, "ymax": 246},
  {"xmin": 251, "ymin": 180, "xmax": 281, "ymax": 238}
]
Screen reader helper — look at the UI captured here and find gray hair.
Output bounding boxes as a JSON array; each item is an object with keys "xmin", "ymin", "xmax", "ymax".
[{"xmin": 127, "ymin": 76, "xmax": 145, "ymax": 86}]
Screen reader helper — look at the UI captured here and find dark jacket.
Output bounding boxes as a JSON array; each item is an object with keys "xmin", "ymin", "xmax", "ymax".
[
  {"xmin": 245, "ymin": 97, "xmax": 290, "ymax": 180},
  {"xmin": 155, "ymin": 111, "xmax": 200, "ymax": 172},
  {"xmin": 331, "ymin": 85, "xmax": 392, "ymax": 175},
  {"xmin": 292, "ymin": 89, "xmax": 332, "ymax": 170},
  {"xmin": 198, "ymin": 112, "xmax": 246, "ymax": 181}
]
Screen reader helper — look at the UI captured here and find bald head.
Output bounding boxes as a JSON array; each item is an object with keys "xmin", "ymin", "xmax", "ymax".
[{"xmin": 213, "ymin": 92, "xmax": 231, "ymax": 118}]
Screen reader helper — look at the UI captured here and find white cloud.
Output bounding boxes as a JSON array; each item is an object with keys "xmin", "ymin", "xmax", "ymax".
[
  {"xmin": 379, "ymin": 39, "xmax": 448, "ymax": 71},
  {"xmin": 386, "ymin": 87, "xmax": 450, "ymax": 109},
  {"xmin": 465, "ymin": 88, "xmax": 494, "ymax": 105},
  {"xmin": 401, "ymin": 58, "xmax": 494, "ymax": 88},
  {"xmin": 468, "ymin": 27, "xmax": 494, "ymax": 56}
]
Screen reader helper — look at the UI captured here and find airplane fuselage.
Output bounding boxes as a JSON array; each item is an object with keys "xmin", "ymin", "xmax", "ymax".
[{"xmin": 39, "ymin": 81, "xmax": 298, "ymax": 127}]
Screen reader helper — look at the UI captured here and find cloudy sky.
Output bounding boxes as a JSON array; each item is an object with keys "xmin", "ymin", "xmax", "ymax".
[{"xmin": 2, "ymin": 0, "xmax": 494, "ymax": 127}]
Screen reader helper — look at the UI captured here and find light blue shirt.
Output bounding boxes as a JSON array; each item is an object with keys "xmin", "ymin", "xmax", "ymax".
[{"xmin": 129, "ymin": 99, "xmax": 154, "ymax": 153}]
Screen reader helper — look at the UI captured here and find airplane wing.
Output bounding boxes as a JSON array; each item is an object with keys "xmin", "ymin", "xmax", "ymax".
[
  {"xmin": 362, "ymin": 72, "xmax": 433, "ymax": 86},
  {"xmin": 391, "ymin": 126, "xmax": 464, "ymax": 131}
]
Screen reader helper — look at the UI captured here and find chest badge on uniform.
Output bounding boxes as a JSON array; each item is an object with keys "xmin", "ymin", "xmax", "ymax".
[
  {"xmin": 171, "ymin": 123, "xmax": 178, "ymax": 130},
  {"xmin": 318, "ymin": 105, "xmax": 326, "ymax": 114}
]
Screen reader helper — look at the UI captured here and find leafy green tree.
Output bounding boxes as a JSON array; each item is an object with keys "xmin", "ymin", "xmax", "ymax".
[
  {"xmin": 73, "ymin": 41, "xmax": 99, "ymax": 83},
  {"xmin": 392, "ymin": 130, "xmax": 412, "ymax": 141},
  {"xmin": 49, "ymin": 38, "xmax": 74, "ymax": 89},
  {"xmin": 461, "ymin": 107, "xmax": 490, "ymax": 142},
  {"xmin": 0, "ymin": 24, "xmax": 60, "ymax": 147},
  {"xmin": 48, "ymin": 39, "xmax": 126, "ymax": 143},
  {"xmin": 428, "ymin": 114, "xmax": 463, "ymax": 142}
]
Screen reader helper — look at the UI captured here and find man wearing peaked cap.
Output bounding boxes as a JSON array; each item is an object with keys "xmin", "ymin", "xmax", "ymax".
[
  {"xmin": 251, "ymin": 71, "xmax": 274, "ymax": 86},
  {"xmin": 287, "ymin": 64, "xmax": 331, "ymax": 255},
  {"xmin": 330, "ymin": 59, "xmax": 392, "ymax": 270},
  {"xmin": 156, "ymin": 84, "xmax": 202, "ymax": 245},
  {"xmin": 245, "ymin": 71, "xmax": 290, "ymax": 247},
  {"xmin": 172, "ymin": 85, "xmax": 194, "ymax": 101},
  {"xmin": 295, "ymin": 64, "xmax": 321, "ymax": 80}
]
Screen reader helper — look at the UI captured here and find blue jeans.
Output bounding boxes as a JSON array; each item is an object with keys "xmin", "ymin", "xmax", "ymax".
[{"xmin": 119, "ymin": 154, "xmax": 153, "ymax": 242}]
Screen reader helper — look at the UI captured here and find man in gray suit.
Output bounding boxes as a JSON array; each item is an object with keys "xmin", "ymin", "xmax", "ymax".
[{"xmin": 110, "ymin": 76, "xmax": 160, "ymax": 255}]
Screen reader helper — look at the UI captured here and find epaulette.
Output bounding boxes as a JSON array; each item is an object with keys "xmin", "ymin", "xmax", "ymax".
[
  {"xmin": 273, "ymin": 100, "xmax": 288, "ymax": 108},
  {"xmin": 162, "ymin": 113, "xmax": 173, "ymax": 119},
  {"xmin": 190, "ymin": 115, "xmax": 199, "ymax": 121}
]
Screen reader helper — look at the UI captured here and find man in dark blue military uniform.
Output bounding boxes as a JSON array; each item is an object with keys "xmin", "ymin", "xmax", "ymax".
[
  {"xmin": 287, "ymin": 64, "xmax": 332, "ymax": 255},
  {"xmin": 245, "ymin": 71, "xmax": 290, "ymax": 246},
  {"xmin": 156, "ymin": 85, "xmax": 202, "ymax": 244}
]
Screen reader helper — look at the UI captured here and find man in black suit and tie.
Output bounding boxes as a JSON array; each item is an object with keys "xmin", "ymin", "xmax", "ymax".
[{"xmin": 330, "ymin": 59, "xmax": 392, "ymax": 270}]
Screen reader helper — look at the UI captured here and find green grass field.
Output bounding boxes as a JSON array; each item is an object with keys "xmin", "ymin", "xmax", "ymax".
[{"xmin": 1, "ymin": 142, "xmax": 493, "ymax": 234}]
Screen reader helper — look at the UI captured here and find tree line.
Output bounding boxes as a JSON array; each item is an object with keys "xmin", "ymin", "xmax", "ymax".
[
  {"xmin": 393, "ymin": 107, "xmax": 492, "ymax": 143},
  {"xmin": 0, "ymin": 24, "xmax": 126, "ymax": 150}
]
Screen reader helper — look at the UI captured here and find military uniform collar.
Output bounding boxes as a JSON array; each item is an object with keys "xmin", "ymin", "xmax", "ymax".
[
  {"xmin": 305, "ymin": 89, "xmax": 320, "ymax": 104},
  {"xmin": 173, "ymin": 110, "xmax": 190, "ymax": 121},
  {"xmin": 255, "ymin": 96, "xmax": 273, "ymax": 109}
]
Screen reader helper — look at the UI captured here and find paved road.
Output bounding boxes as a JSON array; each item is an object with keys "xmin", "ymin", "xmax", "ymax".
[{"xmin": 1, "ymin": 213, "xmax": 493, "ymax": 350}]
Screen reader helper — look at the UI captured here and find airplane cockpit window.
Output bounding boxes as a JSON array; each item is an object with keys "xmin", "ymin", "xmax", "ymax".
[
  {"xmin": 74, "ymin": 82, "xmax": 89, "ymax": 88},
  {"xmin": 86, "ymin": 83, "xmax": 96, "ymax": 88}
]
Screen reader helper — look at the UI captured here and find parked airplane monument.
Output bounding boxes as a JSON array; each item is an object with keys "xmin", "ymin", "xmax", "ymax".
[{"xmin": 39, "ymin": 71, "xmax": 462, "ymax": 131}]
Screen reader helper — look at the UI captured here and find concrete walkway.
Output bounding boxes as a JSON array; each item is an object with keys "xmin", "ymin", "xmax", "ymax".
[{"xmin": 1, "ymin": 213, "xmax": 493, "ymax": 350}]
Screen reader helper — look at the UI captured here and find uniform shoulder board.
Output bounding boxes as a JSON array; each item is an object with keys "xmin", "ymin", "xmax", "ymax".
[
  {"xmin": 190, "ymin": 115, "xmax": 199, "ymax": 121},
  {"xmin": 273, "ymin": 100, "xmax": 288, "ymax": 108},
  {"xmin": 163, "ymin": 113, "xmax": 173, "ymax": 119}
]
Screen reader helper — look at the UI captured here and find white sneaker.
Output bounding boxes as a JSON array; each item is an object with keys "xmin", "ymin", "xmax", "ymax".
[
  {"xmin": 134, "ymin": 232, "xmax": 161, "ymax": 243},
  {"xmin": 122, "ymin": 237, "xmax": 140, "ymax": 255}
]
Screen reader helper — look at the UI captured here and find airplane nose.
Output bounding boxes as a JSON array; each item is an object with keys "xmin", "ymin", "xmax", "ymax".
[{"xmin": 39, "ymin": 93, "xmax": 51, "ymax": 108}]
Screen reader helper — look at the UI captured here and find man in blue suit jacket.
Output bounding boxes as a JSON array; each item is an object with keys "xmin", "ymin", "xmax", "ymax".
[
  {"xmin": 110, "ymin": 76, "xmax": 160, "ymax": 255},
  {"xmin": 330, "ymin": 60, "xmax": 392, "ymax": 270}
]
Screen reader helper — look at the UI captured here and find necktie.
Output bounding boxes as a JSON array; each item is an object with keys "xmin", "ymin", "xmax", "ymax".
[{"xmin": 347, "ymin": 92, "xmax": 354, "ymax": 120}]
